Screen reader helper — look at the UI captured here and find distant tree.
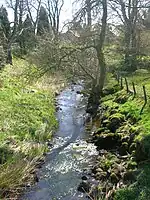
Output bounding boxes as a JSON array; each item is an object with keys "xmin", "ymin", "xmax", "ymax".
[
  {"xmin": 0, "ymin": 5, "xmax": 10, "ymax": 39},
  {"xmin": 143, "ymin": 7, "xmax": 150, "ymax": 29},
  {"xmin": 47, "ymin": 0, "xmax": 64, "ymax": 37},
  {"xmin": 26, "ymin": 0, "xmax": 42, "ymax": 35},
  {"xmin": 0, "ymin": 5, "xmax": 10, "ymax": 65},
  {"xmin": 110, "ymin": 0, "xmax": 150, "ymax": 72},
  {"xmin": 37, "ymin": 6, "xmax": 49, "ymax": 35},
  {"xmin": 18, "ymin": 14, "xmax": 35, "ymax": 54}
]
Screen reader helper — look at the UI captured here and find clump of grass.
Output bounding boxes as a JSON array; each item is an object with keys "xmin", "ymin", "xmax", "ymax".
[{"xmin": 0, "ymin": 155, "xmax": 40, "ymax": 198}]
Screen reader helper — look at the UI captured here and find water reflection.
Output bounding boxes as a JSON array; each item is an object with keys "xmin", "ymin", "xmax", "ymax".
[{"xmin": 22, "ymin": 85, "xmax": 98, "ymax": 200}]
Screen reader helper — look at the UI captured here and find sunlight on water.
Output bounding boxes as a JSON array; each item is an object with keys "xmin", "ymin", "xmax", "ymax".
[{"xmin": 22, "ymin": 84, "xmax": 98, "ymax": 200}]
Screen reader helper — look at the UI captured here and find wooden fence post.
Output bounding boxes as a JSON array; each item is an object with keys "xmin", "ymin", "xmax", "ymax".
[
  {"xmin": 120, "ymin": 77, "xmax": 123, "ymax": 89},
  {"xmin": 132, "ymin": 82, "xmax": 136, "ymax": 99},
  {"xmin": 140, "ymin": 85, "xmax": 147, "ymax": 115},
  {"xmin": 125, "ymin": 77, "xmax": 129, "ymax": 93},
  {"xmin": 117, "ymin": 73, "xmax": 120, "ymax": 84}
]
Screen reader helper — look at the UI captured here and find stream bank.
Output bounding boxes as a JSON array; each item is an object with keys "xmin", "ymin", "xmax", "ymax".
[{"xmin": 86, "ymin": 84, "xmax": 150, "ymax": 200}]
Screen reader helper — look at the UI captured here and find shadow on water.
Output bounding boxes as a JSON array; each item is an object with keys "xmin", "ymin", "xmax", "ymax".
[{"xmin": 22, "ymin": 84, "xmax": 98, "ymax": 200}]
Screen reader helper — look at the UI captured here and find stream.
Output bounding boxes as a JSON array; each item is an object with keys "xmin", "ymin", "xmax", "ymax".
[{"xmin": 22, "ymin": 84, "xmax": 98, "ymax": 200}]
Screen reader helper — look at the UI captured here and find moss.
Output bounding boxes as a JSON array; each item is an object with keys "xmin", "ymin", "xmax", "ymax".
[
  {"xmin": 109, "ymin": 113, "xmax": 125, "ymax": 121},
  {"xmin": 99, "ymin": 74, "xmax": 150, "ymax": 200},
  {"xmin": 127, "ymin": 161, "xmax": 137, "ymax": 170}
]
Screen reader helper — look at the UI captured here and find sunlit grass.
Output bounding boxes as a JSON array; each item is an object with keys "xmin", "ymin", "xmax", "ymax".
[{"xmin": 0, "ymin": 57, "xmax": 65, "ymax": 198}]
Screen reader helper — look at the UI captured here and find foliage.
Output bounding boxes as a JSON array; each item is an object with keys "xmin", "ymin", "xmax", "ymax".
[
  {"xmin": 137, "ymin": 56, "xmax": 150, "ymax": 70},
  {"xmin": 114, "ymin": 164, "xmax": 150, "ymax": 200}
]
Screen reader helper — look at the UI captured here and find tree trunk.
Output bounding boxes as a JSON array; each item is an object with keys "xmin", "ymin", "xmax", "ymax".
[
  {"xmin": 86, "ymin": 0, "xmax": 92, "ymax": 27},
  {"xmin": 87, "ymin": 0, "xmax": 107, "ymax": 116},
  {"xmin": 6, "ymin": 44, "xmax": 12, "ymax": 65}
]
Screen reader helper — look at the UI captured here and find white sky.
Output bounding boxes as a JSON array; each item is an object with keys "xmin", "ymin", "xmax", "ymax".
[{"xmin": 0, "ymin": 0, "xmax": 73, "ymax": 26}]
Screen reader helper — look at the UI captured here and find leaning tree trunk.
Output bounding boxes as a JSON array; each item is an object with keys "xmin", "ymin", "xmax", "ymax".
[{"xmin": 87, "ymin": 0, "xmax": 107, "ymax": 116}]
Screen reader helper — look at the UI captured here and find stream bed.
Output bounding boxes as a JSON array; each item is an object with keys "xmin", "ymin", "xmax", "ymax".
[{"xmin": 22, "ymin": 84, "xmax": 98, "ymax": 200}]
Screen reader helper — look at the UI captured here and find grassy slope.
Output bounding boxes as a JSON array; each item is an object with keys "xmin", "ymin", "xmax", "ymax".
[
  {"xmin": 0, "ymin": 58, "xmax": 64, "ymax": 198},
  {"xmin": 103, "ymin": 72, "xmax": 150, "ymax": 200}
]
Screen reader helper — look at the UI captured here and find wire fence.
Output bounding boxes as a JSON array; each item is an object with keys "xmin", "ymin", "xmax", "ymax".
[{"xmin": 115, "ymin": 74, "xmax": 149, "ymax": 114}]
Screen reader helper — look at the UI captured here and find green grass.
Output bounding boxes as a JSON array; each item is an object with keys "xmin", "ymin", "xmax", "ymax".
[
  {"xmin": 0, "ymin": 57, "xmax": 61, "ymax": 197},
  {"xmin": 102, "ymin": 73, "xmax": 150, "ymax": 200}
]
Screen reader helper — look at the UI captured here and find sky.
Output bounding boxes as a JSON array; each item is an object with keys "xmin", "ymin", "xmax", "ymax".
[{"xmin": 0, "ymin": 0, "xmax": 73, "ymax": 27}]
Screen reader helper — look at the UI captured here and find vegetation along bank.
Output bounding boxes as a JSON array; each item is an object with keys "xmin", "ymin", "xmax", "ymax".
[
  {"xmin": 85, "ymin": 72, "xmax": 150, "ymax": 200},
  {"xmin": 0, "ymin": 0, "xmax": 150, "ymax": 199},
  {"xmin": 0, "ymin": 58, "xmax": 66, "ymax": 199}
]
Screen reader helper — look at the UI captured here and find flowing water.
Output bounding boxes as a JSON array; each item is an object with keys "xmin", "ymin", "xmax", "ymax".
[{"xmin": 22, "ymin": 84, "xmax": 98, "ymax": 200}]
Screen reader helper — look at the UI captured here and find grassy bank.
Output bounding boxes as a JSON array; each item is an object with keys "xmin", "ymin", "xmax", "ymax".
[
  {"xmin": 90, "ymin": 72, "xmax": 150, "ymax": 200},
  {"xmin": 0, "ymin": 58, "xmax": 65, "ymax": 198},
  {"xmin": 112, "ymin": 73, "xmax": 150, "ymax": 200}
]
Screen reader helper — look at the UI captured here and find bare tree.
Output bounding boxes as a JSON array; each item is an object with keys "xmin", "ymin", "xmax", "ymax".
[
  {"xmin": 46, "ymin": 0, "xmax": 64, "ymax": 36},
  {"xmin": 25, "ymin": 0, "xmax": 42, "ymax": 35},
  {"xmin": 110, "ymin": 0, "xmax": 150, "ymax": 71}
]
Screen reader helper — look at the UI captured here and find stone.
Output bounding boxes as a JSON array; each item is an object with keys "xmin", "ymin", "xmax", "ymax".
[
  {"xmin": 81, "ymin": 176, "xmax": 88, "ymax": 180},
  {"xmin": 95, "ymin": 133, "xmax": 121, "ymax": 150},
  {"xmin": 119, "ymin": 142, "xmax": 128, "ymax": 156},
  {"xmin": 108, "ymin": 113, "xmax": 125, "ymax": 133},
  {"xmin": 129, "ymin": 143, "xmax": 136, "ymax": 153},
  {"xmin": 34, "ymin": 174, "xmax": 39, "ymax": 182},
  {"xmin": 77, "ymin": 181, "xmax": 91, "ymax": 193},
  {"xmin": 55, "ymin": 91, "xmax": 59, "ymax": 96}
]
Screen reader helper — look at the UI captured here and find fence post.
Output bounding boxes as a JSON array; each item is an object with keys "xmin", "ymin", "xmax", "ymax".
[
  {"xmin": 117, "ymin": 73, "xmax": 120, "ymax": 84},
  {"xmin": 132, "ymin": 82, "xmax": 136, "ymax": 99},
  {"xmin": 125, "ymin": 77, "xmax": 129, "ymax": 93},
  {"xmin": 120, "ymin": 77, "xmax": 123, "ymax": 89},
  {"xmin": 140, "ymin": 85, "xmax": 147, "ymax": 115}
]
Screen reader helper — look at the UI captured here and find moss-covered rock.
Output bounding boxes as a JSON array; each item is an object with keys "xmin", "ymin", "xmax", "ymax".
[
  {"xmin": 129, "ymin": 142, "xmax": 136, "ymax": 153},
  {"xmin": 119, "ymin": 142, "xmax": 128, "ymax": 156},
  {"xmin": 127, "ymin": 161, "xmax": 137, "ymax": 170},
  {"xmin": 94, "ymin": 127, "xmax": 105, "ymax": 135},
  {"xmin": 107, "ymin": 113, "xmax": 125, "ymax": 133},
  {"xmin": 95, "ymin": 133, "xmax": 122, "ymax": 150},
  {"xmin": 103, "ymin": 84, "xmax": 121, "ymax": 96},
  {"xmin": 114, "ymin": 94, "xmax": 128, "ymax": 104}
]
